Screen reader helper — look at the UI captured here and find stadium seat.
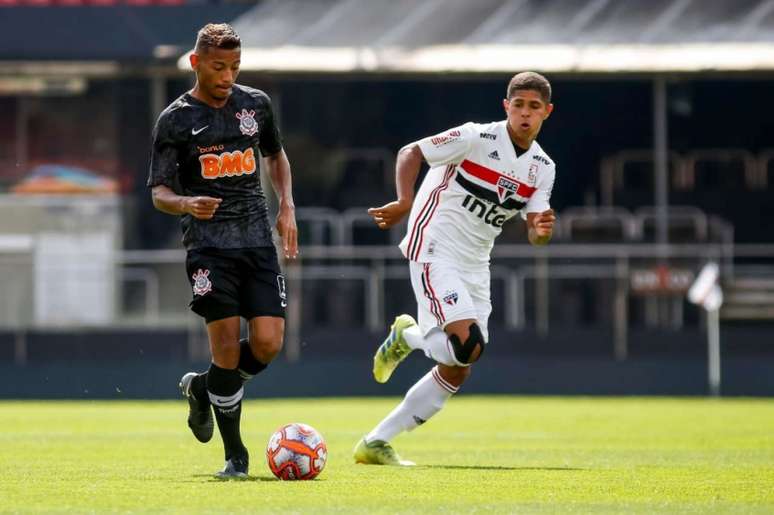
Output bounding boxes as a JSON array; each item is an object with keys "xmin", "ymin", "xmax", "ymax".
[
  {"xmin": 632, "ymin": 206, "xmax": 709, "ymax": 243},
  {"xmin": 678, "ymin": 149, "xmax": 756, "ymax": 191},
  {"xmin": 559, "ymin": 207, "xmax": 637, "ymax": 243},
  {"xmin": 599, "ymin": 149, "xmax": 683, "ymax": 207}
]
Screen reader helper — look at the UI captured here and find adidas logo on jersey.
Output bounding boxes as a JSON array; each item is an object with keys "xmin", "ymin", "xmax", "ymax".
[{"xmin": 488, "ymin": 150, "xmax": 500, "ymax": 160}]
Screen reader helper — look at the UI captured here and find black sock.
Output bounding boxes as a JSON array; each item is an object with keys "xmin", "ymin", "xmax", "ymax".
[
  {"xmin": 206, "ymin": 363, "xmax": 246, "ymax": 460},
  {"xmin": 237, "ymin": 338, "xmax": 268, "ymax": 384},
  {"xmin": 195, "ymin": 339, "xmax": 268, "ymax": 397}
]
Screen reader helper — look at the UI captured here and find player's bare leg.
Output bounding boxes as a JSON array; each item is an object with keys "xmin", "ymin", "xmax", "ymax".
[
  {"xmin": 246, "ymin": 316, "xmax": 284, "ymax": 365},
  {"xmin": 356, "ymin": 318, "xmax": 482, "ymax": 465}
]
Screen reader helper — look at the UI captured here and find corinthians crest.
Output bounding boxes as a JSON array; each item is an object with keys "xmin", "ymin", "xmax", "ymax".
[
  {"xmin": 192, "ymin": 268, "xmax": 212, "ymax": 296},
  {"xmin": 236, "ymin": 109, "xmax": 258, "ymax": 136}
]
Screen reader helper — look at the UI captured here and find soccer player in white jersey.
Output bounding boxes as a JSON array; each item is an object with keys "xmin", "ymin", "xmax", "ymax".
[{"xmin": 354, "ymin": 72, "xmax": 557, "ymax": 466}]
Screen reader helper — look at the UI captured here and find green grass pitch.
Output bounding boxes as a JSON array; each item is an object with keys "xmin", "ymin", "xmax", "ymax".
[{"xmin": 2, "ymin": 396, "xmax": 773, "ymax": 513}]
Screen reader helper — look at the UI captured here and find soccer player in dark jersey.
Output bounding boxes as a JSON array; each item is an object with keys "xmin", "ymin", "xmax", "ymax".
[{"xmin": 147, "ymin": 23, "xmax": 297, "ymax": 479}]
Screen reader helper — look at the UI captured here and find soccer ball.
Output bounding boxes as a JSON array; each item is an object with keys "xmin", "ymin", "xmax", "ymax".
[{"xmin": 266, "ymin": 422, "xmax": 327, "ymax": 480}]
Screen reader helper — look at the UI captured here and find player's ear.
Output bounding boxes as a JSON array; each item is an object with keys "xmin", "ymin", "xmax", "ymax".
[
  {"xmin": 502, "ymin": 98, "xmax": 509, "ymax": 112},
  {"xmin": 189, "ymin": 53, "xmax": 199, "ymax": 70},
  {"xmin": 543, "ymin": 103, "xmax": 554, "ymax": 119}
]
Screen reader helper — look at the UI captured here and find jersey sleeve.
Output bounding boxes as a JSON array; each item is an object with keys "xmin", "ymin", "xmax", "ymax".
[
  {"xmin": 521, "ymin": 164, "xmax": 555, "ymax": 219},
  {"xmin": 257, "ymin": 94, "xmax": 283, "ymax": 157},
  {"xmin": 416, "ymin": 122, "xmax": 476, "ymax": 167},
  {"xmin": 147, "ymin": 112, "xmax": 180, "ymax": 188}
]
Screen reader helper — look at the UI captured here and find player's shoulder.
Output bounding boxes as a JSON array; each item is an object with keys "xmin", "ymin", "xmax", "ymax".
[
  {"xmin": 529, "ymin": 140, "xmax": 556, "ymax": 170},
  {"xmin": 231, "ymin": 84, "xmax": 273, "ymax": 107},
  {"xmin": 154, "ymin": 93, "xmax": 196, "ymax": 134},
  {"xmin": 471, "ymin": 120, "xmax": 502, "ymax": 141}
]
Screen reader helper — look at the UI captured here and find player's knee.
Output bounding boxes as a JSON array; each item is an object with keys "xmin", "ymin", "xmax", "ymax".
[
  {"xmin": 448, "ymin": 323, "xmax": 486, "ymax": 365},
  {"xmin": 249, "ymin": 332, "xmax": 284, "ymax": 363}
]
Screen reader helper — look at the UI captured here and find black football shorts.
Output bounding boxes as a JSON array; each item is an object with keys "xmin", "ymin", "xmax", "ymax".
[{"xmin": 185, "ymin": 246, "xmax": 287, "ymax": 323}]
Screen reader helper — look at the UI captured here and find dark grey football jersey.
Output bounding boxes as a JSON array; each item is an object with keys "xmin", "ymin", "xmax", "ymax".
[{"xmin": 147, "ymin": 84, "xmax": 282, "ymax": 251}]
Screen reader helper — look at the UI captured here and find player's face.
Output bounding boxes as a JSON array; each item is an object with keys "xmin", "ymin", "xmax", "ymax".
[
  {"xmin": 503, "ymin": 90, "xmax": 553, "ymax": 145},
  {"xmin": 191, "ymin": 47, "xmax": 241, "ymax": 102}
]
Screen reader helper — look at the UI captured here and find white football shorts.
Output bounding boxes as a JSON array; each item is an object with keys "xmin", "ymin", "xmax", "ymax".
[{"xmin": 408, "ymin": 260, "xmax": 491, "ymax": 341}]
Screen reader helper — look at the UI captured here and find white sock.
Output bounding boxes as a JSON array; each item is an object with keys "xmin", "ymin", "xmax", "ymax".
[
  {"xmin": 365, "ymin": 367, "xmax": 458, "ymax": 443},
  {"xmin": 403, "ymin": 326, "xmax": 463, "ymax": 367}
]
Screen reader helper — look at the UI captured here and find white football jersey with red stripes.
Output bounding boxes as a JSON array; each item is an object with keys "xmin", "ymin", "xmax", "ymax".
[{"xmin": 399, "ymin": 120, "xmax": 555, "ymax": 266}]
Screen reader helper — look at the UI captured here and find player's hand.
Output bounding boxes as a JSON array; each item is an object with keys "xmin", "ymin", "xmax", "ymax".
[
  {"xmin": 532, "ymin": 208, "xmax": 556, "ymax": 237},
  {"xmin": 276, "ymin": 203, "xmax": 298, "ymax": 259},
  {"xmin": 185, "ymin": 196, "xmax": 222, "ymax": 220},
  {"xmin": 367, "ymin": 199, "xmax": 412, "ymax": 230}
]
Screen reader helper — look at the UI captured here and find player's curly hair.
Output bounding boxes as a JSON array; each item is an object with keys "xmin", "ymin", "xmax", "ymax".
[
  {"xmin": 195, "ymin": 23, "xmax": 241, "ymax": 53},
  {"xmin": 507, "ymin": 72, "xmax": 551, "ymax": 103}
]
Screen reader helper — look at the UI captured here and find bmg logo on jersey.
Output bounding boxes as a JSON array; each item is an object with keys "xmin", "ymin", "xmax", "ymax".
[{"xmin": 199, "ymin": 148, "xmax": 257, "ymax": 179}]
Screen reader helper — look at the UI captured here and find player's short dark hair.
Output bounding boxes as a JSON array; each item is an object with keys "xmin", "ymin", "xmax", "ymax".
[
  {"xmin": 507, "ymin": 72, "xmax": 552, "ymax": 103},
  {"xmin": 195, "ymin": 23, "xmax": 241, "ymax": 54}
]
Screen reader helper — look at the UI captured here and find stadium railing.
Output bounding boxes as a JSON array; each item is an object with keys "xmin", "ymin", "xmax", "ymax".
[
  {"xmin": 600, "ymin": 147, "xmax": 766, "ymax": 206},
  {"xmin": 7, "ymin": 239, "xmax": 774, "ymax": 362}
]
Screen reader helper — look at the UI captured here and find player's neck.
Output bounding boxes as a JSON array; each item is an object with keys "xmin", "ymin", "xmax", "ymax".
[
  {"xmin": 190, "ymin": 84, "xmax": 229, "ymax": 109},
  {"xmin": 505, "ymin": 122, "xmax": 533, "ymax": 152}
]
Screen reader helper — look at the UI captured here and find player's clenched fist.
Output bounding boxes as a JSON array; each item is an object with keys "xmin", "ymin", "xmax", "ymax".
[
  {"xmin": 532, "ymin": 208, "xmax": 555, "ymax": 237},
  {"xmin": 368, "ymin": 199, "xmax": 412, "ymax": 229},
  {"xmin": 185, "ymin": 196, "xmax": 222, "ymax": 220}
]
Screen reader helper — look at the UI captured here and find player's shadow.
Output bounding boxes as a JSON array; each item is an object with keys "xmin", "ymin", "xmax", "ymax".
[
  {"xmin": 188, "ymin": 474, "xmax": 278, "ymax": 482},
  {"xmin": 423, "ymin": 465, "xmax": 584, "ymax": 471}
]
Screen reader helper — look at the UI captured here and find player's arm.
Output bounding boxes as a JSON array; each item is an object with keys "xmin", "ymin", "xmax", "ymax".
[
  {"xmin": 526, "ymin": 209, "xmax": 555, "ymax": 246},
  {"xmin": 151, "ymin": 184, "xmax": 221, "ymax": 220},
  {"xmin": 263, "ymin": 149, "xmax": 298, "ymax": 259},
  {"xmin": 367, "ymin": 143, "xmax": 424, "ymax": 229},
  {"xmin": 369, "ymin": 123, "xmax": 474, "ymax": 230},
  {"xmin": 147, "ymin": 114, "xmax": 221, "ymax": 220}
]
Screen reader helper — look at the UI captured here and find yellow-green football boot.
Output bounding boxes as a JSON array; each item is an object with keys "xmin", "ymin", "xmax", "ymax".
[
  {"xmin": 353, "ymin": 438, "xmax": 415, "ymax": 466},
  {"xmin": 373, "ymin": 314, "xmax": 417, "ymax": 383}
]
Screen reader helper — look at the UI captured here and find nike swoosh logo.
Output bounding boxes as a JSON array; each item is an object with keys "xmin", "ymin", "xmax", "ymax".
[{"xmin": 191, "ymin": 126, "xmax": 209, "ymax": 135}]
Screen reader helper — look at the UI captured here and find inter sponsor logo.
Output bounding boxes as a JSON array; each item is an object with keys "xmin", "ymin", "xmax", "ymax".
[
  {"xmin": 199, "ymin": 148, "xmax": 257, "ymax": 179},
  {"xmin": 479, "ymin": 132, "xmax": 497, "ymax": 140},
  {"xmin": 462, "ymin": 194, "xmax": 506, "ymax": 227}
]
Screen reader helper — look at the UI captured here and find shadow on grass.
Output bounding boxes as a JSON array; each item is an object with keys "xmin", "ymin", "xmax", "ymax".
[
  {"xmin": 185, "ymin": 474, "xmax": 278, "ymax": 483},
  {"xmin": 182, "ymin": 474, "xmax": 330, "ymax": 483},
  {"xmin": 423, "ymin": 465, "xmax": 585, "ymax": 471}
]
